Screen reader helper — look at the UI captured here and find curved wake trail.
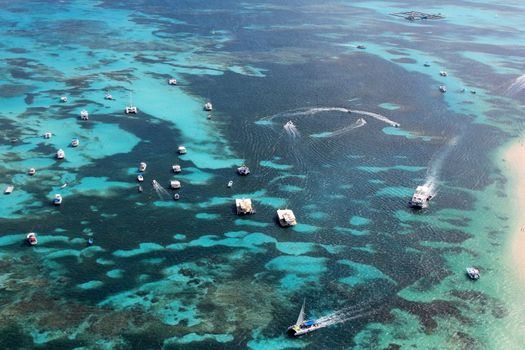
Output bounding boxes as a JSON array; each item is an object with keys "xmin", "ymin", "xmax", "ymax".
[
  {"xmin": 505, "ymin": 74, "xmax": 525, "ymax": 96},
  {"xmin": 311, "ymin": 118, "xmax": 367, "ymax": 138},
  {"xmin": 261, "ymin": 106, "xmax": 399, "ymax": 127}
]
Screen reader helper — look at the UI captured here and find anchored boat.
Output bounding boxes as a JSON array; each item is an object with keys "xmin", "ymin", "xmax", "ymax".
[
  {"xmin": 235, "ymin": 198, "xmax": 255, "ymax": 215},
  {"xmin": 71, "ymin": 138, "xmax": 80, "ymax": 147},
  {"xmin": 168, "ymin": 78, "xmax": 177, "ymax": 85},
  {"xmin": 80, "ymin": 109, "xmax": 89, "ymax": 120},
  {"xmin": 139, "ymin": 162, "xmax": 147, "ymax": 172},
  {"xmin": 237, "ymin": 165, "xmax": 250, "ymax": 175},
  {"xmin": 178, "ymin": 146, "xmax": 187, "ymax": 154},
  {"xmin": 28, "ymin": 168, "xmax": 36, "ymax": 176},
  {"xmin": 204, "ymin": 102, "xmax": 213, "ymax": 111},
  {"xmin": 26, "ymin": 232, "xmax": 38, "ymax": 246},
  {"xmin": 466, "ymin": 267, "xmax": 480, "ymax": 280},
  {"xmin": 227, "ymin": 180, "xmax": 233, "ymax": 188},
  {"xmin": 172, "ymin": 164, "xmax": 182, "ymax": 173},
  {"xmin": 53, "ymin": 194, "xmax": 62, "ymax": 205},
  {"xmin": 287, "ymin": 299, "xmax": 321, "ymax": 337},
  {"xmin": 277, "ymin": 209, "xmax": 297, "ymax": 227},
  {"xmin": 56, "ymin": 149, "xmax": 65, "ymax": 159}
]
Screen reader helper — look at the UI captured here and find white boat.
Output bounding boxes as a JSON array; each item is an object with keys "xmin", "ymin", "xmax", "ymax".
[
  {"xmin": 4, "ymin": 185, "xmax": 14, "ymax": 194},
  {"xmin": 439, "ymin": 71, "xmax": 448, "ymax": 77},
  {"xmin": 44, "ymin": 132, "xmax": 52, "ymax": 139},
  {"xmin": 466, "ymin": 267, "xmax": 480, "ymax": 280},
  {"xmin": 60, "ymin": 183, "xmax": 68, "ymax": 189},
  {"xmin": 53, "ymin": 194, "xmax": 62, "ymax": 205},
  {"xmin": 408, "ymin": 185, "xmax": 432, "ymax": 209},
  {"xmin": 60, "ymin": 96, "xmax": 68, "ymax": 103},
  {"xmin": 227, "ymin": 180, "xmax": 233, "ymax": 188},
  {"xmin": 237, "ymin": 165, "xmax": 250, "ymax": 175},
  {"xmin": 80, "ymin": 109, "xmax": 89, "ymax": 120},
  {"xmin": 172, "ymin": 164, "xmax": 182, "ymax": 173},
  {"xmin": 174, "ymin": 193, "xmax": 180, "ymax": 200},
  {"xmin": 287, "ymin": 300, "xmax": 322, "ymax": 336},
  {"xmin": 137, "ymin": 174, "xmax": 144, "ymax": 182},
  {"xmin": 26, "ymin": 232, "xmax": 38, "ymax": 246},
  {"xmin": 28, "ymin": 168, "xmax": 36, "ymax": 176},
  {"xmin": 125, "ymin": 92, "xmax": 138, "ymax": 114},
  {"xmin": 178, "ymin": 146, "xmax": 187, "ymax": 154},
  {"xmin": 204, "ymin": 102, "xmax": 213, "ymax": 111},
  {"xmin": 170, "ymin": 180, "xmax": 181, "ymax": 189},
  {"xmin": 168, "ymin": 78, "xmax": 177, "ymax": 85},
  {"xmin": 139, "ymin": 162, "xmax": 147, "ymax": 172},
  {"xmin": 235, "ymin": 198, "xmax": 255, "ymax": 215},
  {"xmin": 104, "ymin": 93, "xmax": 114, "ymax": 100},
  {"xmin": 439, "ymin": 85, "xmax": 447, "ymax": 93},
  {"xmin": 56, "ymin": 149, "xmax": 65, "ymax": 159},
  {"xmin": 71, "ymin": 138, "xmax": 80, "ymax": 147},
  {"xmin": 277, "ymin": 209, "xmax": 297, "ymax": 227}
]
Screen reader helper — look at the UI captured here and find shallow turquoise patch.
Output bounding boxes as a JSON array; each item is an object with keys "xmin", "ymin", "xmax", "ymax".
[
  {"xmin": 77, "ymin": 280, "xmax": 104, "ymax": 289},
  {"xmin": 113, "ymin": 242, "xmax": 164, "ymax": 257},
  {"xmin": 350, "ymin": 216, "xmax": 371, "ymax": 226},
  {"xmin": 338, "ymin": 259, "xmax": 396, "ymax": 286}
]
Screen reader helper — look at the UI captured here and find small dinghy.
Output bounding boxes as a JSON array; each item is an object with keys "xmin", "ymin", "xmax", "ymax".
[
  {"xmin": 26, "ymin": 232, "xmax": 38, "ymax": 246},
  {"xmin": 227, "ymin": 180, "xmax": 233, "ymax": 188},
  {"xmin": 138, "ymin": 185, "xmax": 143, "ymax": 193},
  {"xmin": 87, "ymin": 237, "xmax": 94, "ymax": 246},
  {"xmin": 174, "ymin": 193, "xmax": 180, "ymax": 200},
  {"xmin": 137, "ymin": 174, "xmax": 144, "ymax": 182}
]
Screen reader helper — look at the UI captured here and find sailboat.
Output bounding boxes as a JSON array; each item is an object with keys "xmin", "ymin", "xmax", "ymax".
[
  {"xmin": 286, "ymin": 299, "xmax": 322, "ymax": 336},
  {"xmin": 125, "ymin": 92, "xmax": 138, "ymax": 114}
]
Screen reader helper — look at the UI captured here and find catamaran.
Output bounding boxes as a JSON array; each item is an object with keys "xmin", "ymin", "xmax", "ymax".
[{"xmin": 287, "ymin": 299, "xmax": 322, "ymax": 336}]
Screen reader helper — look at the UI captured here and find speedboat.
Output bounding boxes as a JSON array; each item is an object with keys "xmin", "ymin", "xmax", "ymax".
[
  {"xmin": 424, "ymin": 63, "xmax": 431, "ymax": 67},
  {"xmin": 104, "ymin": 93, "xmax": 114, "ymax": 100},
  {"xmin": 439, "ymin": 71, "xmax": 448, "ymax": 77},
  {"xmin": 204, "ymin": 102, "xmax": 213, "ymax": 111},
  {"xmin": 60, "ymin": 96, "xmax": 68, "ymax": 103},
  {"xmin": 168, "ymin": 78, "xmax": 177, "ymax": 85},
  {"xmin": 80, "ymin": 109, "xmax": 89, "ymax": 120},
  {"xmin": 439, "ymin": 85, "xmax": 447, "ymax": 93},
  {"xmin": 138, "ymin": 185, "xmax": 143, "ymax": 192},
  {"xmin": 466, "ymin": 267, "xmax": 480, "ymax": 280},
  {"xmin": 53, "ymin": 194, "xmax": 62, "ymax": 205},
  {"xmin": 237, "ymin": 165, "xmax": 250, "ymax": 175},
  {"xmin": 125, "ymin": 106, "xmax": 138, "ymax": 114},
  {"xmin": 287, "ymin": 300, "xmax": 322, "ymax": 337},
  {"xmin": 178, "ymin": 146, "xmax": 187, "ymax": 154},
  {"xmin": 44, "ymin": 132, "xmax": 52, "ymax": 139},
  {"xmin": 170, "ymin": 180, "xmax": 181, "ymax": 189},
  {"xmin": 356, "ymin": 44, "xmax": 367, "ymax": 49},
  {"xmin": 172, "ymin": 164, "xmax": 182, "ymax": 173},
  {"xmin": 26, "ymin": 232, "xmax": 38, "ymax": 246},
  {"xmin": 56, "ymin": 149, "xmax": 65, "ymax": 159},
  {"xmin": 137, "ymin": 174, "xmax": 144, "ymax": 182},
  {"xmin": 28, "ymin": 168, "xmax": 36, "ymax": 176},
  {"xmin": 174, "ymin": 193, "xmax": 180, "ymax": 200},
  {"xmin": 71, "ymin": 138, "xmax": 80, "ymax": 147},
  {"xmin": 227, "ymin": 180, "xmax": 233, "ymax": 188},
  {"xmin": 139, "ymin": 162, "xmax": 147, "ymax": 172},
  {"xmin": 277, "ymin": 209, "xmax": 297, "ymax": 227},
  {"xmin": 4, "ymin": 185, "xmax": 14, "ymax": 194},
  {"xmin": 408, "ymin": 185, "xmax": 432, "ymax": 209}
]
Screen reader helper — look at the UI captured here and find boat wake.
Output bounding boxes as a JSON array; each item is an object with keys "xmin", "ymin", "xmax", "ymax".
[
  {"xmin": 313, "ymin": 304, "xmax": 378, "ymax": 330},
  {"xmin": 505, "ymin": 74, "xmax": 525, "ymax": 96},
  {"xmin": 423, "ymin": 135, "xmax": 461, "ymax": 198},
  {"xmin": 311, "ymin": 118, "xmax": 367, "ymax": 138},
  {"xmin": 261, "ymin": 106, "xmax": 399, "ymax": 127},
  {"xmin": 152, "ymin": 179, "xmax": 171, "ymax": 200}
]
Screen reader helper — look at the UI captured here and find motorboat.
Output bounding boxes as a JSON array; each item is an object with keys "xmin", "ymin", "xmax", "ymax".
[
  {"xmin": 139, "ymin": 162, "xmax": 147, "ymax": 172},
  {"xmin": 170, "ymin": 180, "xmax": 181, "ymax": 189},
  {"xmin": 104, "ymin": 93, "xmax": 114, "ymax": 100},
  {"xmin": 87, "ymin": 237, "xmax": 94, "ymax": 246},
  {"xmin": 356, "ymin": 44, "xmax": 367, "ymax": 49},
  {"xmin": 138, "ymin": 185, "xmax": 143, "ymax": 193},
  {"xmin": 53, "ymin": 194, "xmax": 62, "ymax": 205},
  {"xmin": 174, "ymin": 193, "xmax": 180, "ymax": 200},
  {"xmin": 277, "ymin": 209, "xmax": 297, "ymax": 227},
  {"xmin": 71, "ymin": 138, "xmax": 80, "ymax": 147},
  {"xmin": 137, "ymin": 174, "xmax": 144, "ymax": 182},
  {"xmin": 56, "ymin": 149, "xmax": 65, "ymax": 159},
  {"xmin": 207, "ymin": 114, "xmax": 212, "ymax": 120},
  {"xmin": 80, "ymin": 109, "xmax": 89, "ymax": 120},
  {"xmin": 60, "ymin": 96, "xmax": 68, "ymax": 103},
  {"xmin": 26, "ymin": 232, "xmax": 38, "ymax": 246},
  {"xmin": 172, "ymin": 164, "xmax": 182, "ymax": 173},
  {"xmin": 4, "ymin": 185, "xmax": 14, "ymax": 194},
  {"xmin": 235, "ymin": 198, "xmax": 255, "ymax": 215},
  {"xmin": 178, "ymin": 146, "xmax": 187, "ymax": 154},
  {"xmin": 125, "ymin": 106, "xmax": 138, "ymax": 114},
  {"xmin": 227, "ymin": 180, "xmax": 233, "ymax": 188},
  {"xmin": 287, "ymin": 300, "xmax": 322, "ymax": 337},
  {"xmin": 439, "ymin": 71, "xmax": 448, "ymax": 77},
  {"xmin": 28, "ymin": 168, "xmax": 36, "ymax": 176},
  {"xmin": 424, "ymin": 63, "xmax": 431, "ymax": 67},
  {"xmin": 439, "ymin": 85, "xmax": 447, "ymax": 93},
  {"xmin": 204, "ymin": 102, "xmax": 213, "ymax": 111},
  {"xmin": 44, "ymin": 132, "xmax": 52, "ymax": 139},
  {"xmin": 237, "ymin": 165, "xmax": 250, "ymax": 175},
  {"xmin": 466, "ymin": 267, "xmax": 480, "ymax": 280},
  {"xmin": 408, "ymin": 185, "xmax": 432, "ymax": 209},
  {"xmin": 168, "ymin": 78, "xmax": 177, "ymax": 85}
]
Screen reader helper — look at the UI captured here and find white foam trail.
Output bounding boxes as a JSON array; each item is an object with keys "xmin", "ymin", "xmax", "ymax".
[
  {"xmin": 326, "ymin": 118, "xmax": 367, "ymax": 137},
  {"xmin": 283, "ymin": 120, "xmax": 300, "ymax": 138},
  {"xmin": 505, "ymin": 74, "xmax": 525, "ymax": 96},
  {"xmin": 262, "ymin": 107, "xmax": 399, "ymax": 127},
  {"xmin": 423, "ymin": 135, "xmax": 461, "ymax": 197},
  {"xmin": 313, "ymin": 306, "xmax": 377, "ymax": 329},
  {"xmin": 152, "ymin": 179, "xmax": 171, "ymax": 200}
]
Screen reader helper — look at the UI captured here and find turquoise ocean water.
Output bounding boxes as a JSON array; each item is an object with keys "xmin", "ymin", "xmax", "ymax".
[{"xmin": 1, "ymin": 1, "xmax": 525, "ymax": 349}]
